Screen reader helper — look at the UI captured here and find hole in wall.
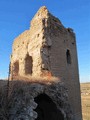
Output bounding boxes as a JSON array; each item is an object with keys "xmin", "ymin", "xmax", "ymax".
[
  {"xmin": 72, "ymin": 42, "xmax": 74, "ymax": 45},
  {"xmin": 42, "ymin": 36, "xmax": 45, "ymax": 39},
  {"xmin": 13, "ymin": 61, "xmax": 19, "ymax": 76},
  {"xmin": 66, "ymin": 49, "xmax": 71, "ymax": 64},
  {"xmin": 37, "ymin": 34, "xmax": 40, "ymax": 37},
  {"xmin": 34, "ymin": 94, "xmax": 64, "ymax": 120},
  {"xmin": 22, "ymin": 41, "xmax": 24, "ymax": 44},
  {"xmin": 25, "ymin": 54, "xmax": 33, "ymax": 75}
]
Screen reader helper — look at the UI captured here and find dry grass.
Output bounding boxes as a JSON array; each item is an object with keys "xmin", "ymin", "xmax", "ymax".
[
  {"xmin": 80, "ymin": 83, "xmax": 90, "ymax": 120},
  {"xmin": 11, "ymin": 75, "xmax": 61, "ymax": 84},
  {"xmin": 0, "ymin": 80, "xmax": 8, "ymax": 120},
  {"xmin": 0, "ymin": 78, "xmax": 63, "ymax": 120}
]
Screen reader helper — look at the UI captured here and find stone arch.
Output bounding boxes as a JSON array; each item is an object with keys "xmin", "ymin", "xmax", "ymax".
[
  {"xmin": 66, "ymin": 49, "xmax": 71, "ymax": 64},
  {"xmin": 25, "ymin": 54, "xmax": 33, "ymax": 75},
  {"xmin": 34, "ymin": 93, "xmax": 64, "ymax": 120},
  {"xmin": 13, "ymin": 60, "xmax": 19, "ymax": 76},
  {"xmin": 8, "ymin": 83, "xmax": 73, "ymax": 120}
]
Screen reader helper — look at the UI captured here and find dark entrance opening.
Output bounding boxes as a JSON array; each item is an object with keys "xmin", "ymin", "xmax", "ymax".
[
  {"xmin": 34, "ymin": 94, "xmax": 64, "ymax": 120},
  {"xmin": 25, "ymin": 54, "xmax": 33, "ymax": 74}
]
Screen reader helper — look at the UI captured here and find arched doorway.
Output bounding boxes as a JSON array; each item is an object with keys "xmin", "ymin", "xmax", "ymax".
[
  {"xmin": 13, "ymin": 61, "xmax": 19, "ymax": 76},
  {"xmin": 34, "ymin": 94, "xmax": 64, "ymax": 120},
  {"xmin": 25, "ymin": 54, "xmax": 33, "ymax": 75}
]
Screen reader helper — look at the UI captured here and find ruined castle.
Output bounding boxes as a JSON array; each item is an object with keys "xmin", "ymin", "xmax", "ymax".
[{"xmin": 10, "ymin": 6, "xmax": 82, "ymax": 120}]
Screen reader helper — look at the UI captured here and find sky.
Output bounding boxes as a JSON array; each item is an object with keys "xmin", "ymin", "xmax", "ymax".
[{"xmin": 0, "ymin": 0, "xmax": 90, "ymax": 83}]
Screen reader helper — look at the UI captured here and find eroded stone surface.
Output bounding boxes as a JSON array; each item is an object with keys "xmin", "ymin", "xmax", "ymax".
[
  {"xmin": 10, "ymin": 6, "xmax": 82, "ymax": 120},
  {"xmin": 7, "ymin": 80, "xmax": 73, "ymax": 120}
]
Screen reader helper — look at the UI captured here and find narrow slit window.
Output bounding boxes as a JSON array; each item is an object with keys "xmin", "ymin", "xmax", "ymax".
[{"xmin": 66, "ymin": 49, "xmax": 71, "ymax": 64}]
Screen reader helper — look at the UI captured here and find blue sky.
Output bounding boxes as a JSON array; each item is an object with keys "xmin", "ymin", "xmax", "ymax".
[{"xmin": 0, "ymin": 0, "xmax": 90, "ymax": 83}]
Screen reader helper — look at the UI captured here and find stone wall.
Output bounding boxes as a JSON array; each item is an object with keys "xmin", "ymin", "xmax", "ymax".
[
  {"xmin": 10, "ymin": 6, "xmax": 82, "ymax": 120},
  {"xmin": 0, "ymin": 79, "xmax": 75, "ymax": 120},
  {"xmin": 42, "ymin": 13, "xmax": 82, "ymax": 120}
]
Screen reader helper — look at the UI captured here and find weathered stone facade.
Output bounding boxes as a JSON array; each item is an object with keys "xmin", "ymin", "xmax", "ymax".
[
  {"xmin": 7, "ymin": 80, "xmax": 73, "ymax": 120},
  {"xmin": 0, "ymin": 79, "xmax": 73, "ymax": 120},
  {"xmin": 10, "ymin": 6, "xmax": 82, "ymax": 120}
]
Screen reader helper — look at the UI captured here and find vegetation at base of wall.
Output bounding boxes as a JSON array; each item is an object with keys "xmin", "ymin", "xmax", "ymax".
[
  {"xmin": 0, "ymin": 78, "xmax": 63, "ymax": 120},
  {"xmin": 0, "ymin": 80, "xmax": 90, "ymax": 120},
  {"xmin": 80, "ymin": 83, "xmax": 90, "ymax": 120},
  {"xmin": 0, "ymin": 80, "xmax": 8, "ymax": 120}
]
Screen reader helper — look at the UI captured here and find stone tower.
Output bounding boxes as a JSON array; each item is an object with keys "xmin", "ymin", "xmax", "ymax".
[{"xmin": 10, "ymin": 6, "xmax": 82, "ymax": 120}]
